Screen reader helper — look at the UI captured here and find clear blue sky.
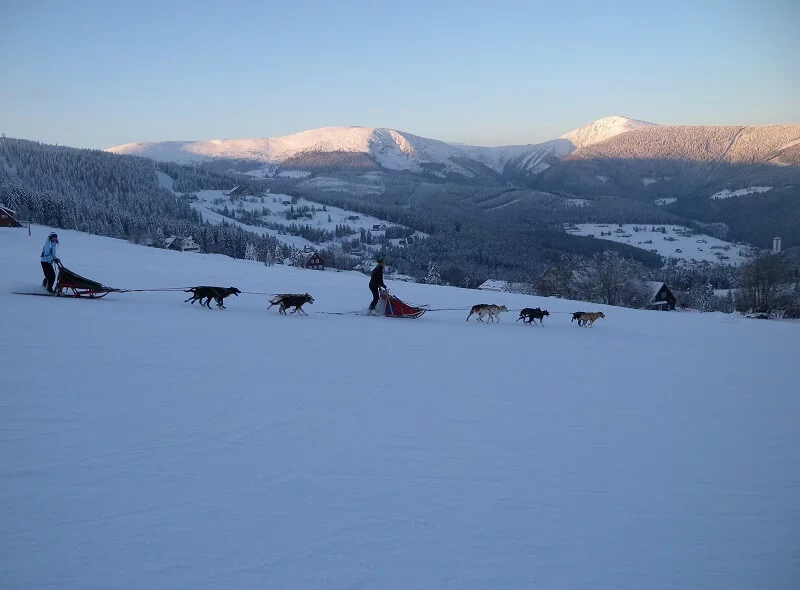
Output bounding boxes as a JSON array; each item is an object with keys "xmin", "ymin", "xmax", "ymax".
[{"xmin": 2, "ymin": 0, "xmax": 797, "ymax": 149}]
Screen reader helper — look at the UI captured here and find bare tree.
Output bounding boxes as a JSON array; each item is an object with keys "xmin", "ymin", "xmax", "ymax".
[
  {"xmin": 532, "ymin": 255, "xmax": 581, "ymax": 299},
  {"xmin": 577, "ymin": 250, "xmax": 649, "ymax": 308},
  {"xmin": 735, "ymin": 252, "xmax": 792, "ymax": 314}
]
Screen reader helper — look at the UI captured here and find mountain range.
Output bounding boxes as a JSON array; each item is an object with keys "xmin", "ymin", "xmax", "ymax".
[
  {"xmin": 106, "ymin": 116, "xmax": 658, "ymax": 180},
  {"xmin": 105, "ymin": 115, "xmax": 800, "ymax": 188},
  {"xmin": 106, "ymin": 116, "xmax": 800, "ymax": 252}
]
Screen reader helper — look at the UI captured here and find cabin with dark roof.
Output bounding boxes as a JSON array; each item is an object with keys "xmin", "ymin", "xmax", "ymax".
[
  {"xmin": 305, "ymin": 252, "xmax": 325, "ymax": 271},
  {"xmin": 645, "ymin": 281, "xmax": 676, "ymax": 311}
]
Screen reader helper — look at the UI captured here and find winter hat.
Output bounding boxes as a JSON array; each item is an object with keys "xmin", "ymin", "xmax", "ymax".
[{"xmin": 48, "ymin": 232, "xmax": 58, "ymax": 241}]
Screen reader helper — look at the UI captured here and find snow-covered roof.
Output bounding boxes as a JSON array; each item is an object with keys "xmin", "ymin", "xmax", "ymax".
[
  {"xmin": 645, "ymin": 281, "xmax": 669, "ymax": 300},
  {"xmin": 0, "ymin": 204, "xmax": 15, "ymax": 213}
]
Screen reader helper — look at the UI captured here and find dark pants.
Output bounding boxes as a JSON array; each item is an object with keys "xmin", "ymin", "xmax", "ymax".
[
  {"xmin": 41, "ymin": 261, "xmax": 56, "ymax": 291},
  {"xmin": 368, "ymin": 285, "xmax": 380, "ymax": 310}
]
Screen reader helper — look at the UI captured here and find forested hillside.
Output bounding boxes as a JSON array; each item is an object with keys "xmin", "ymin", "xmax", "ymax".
[{"xmin": 0, "ymin": 138, "xmax": 287, "ymax": 261}]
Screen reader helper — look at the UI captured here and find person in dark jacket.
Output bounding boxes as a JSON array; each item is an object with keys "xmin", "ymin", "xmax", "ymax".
[
  {"xmin": 368, "ymin": 258, "xmax": 387, "ymax": 311},
  {"xmin": 40, "ymin": 232, "xmax": 60, "ymax": 293}
]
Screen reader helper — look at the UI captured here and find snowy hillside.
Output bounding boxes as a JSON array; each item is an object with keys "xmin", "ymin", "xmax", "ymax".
[
  {"xmin": 186, "ymin": 187, "xmax": 426, "ymax": 252},
  {"xmin": 462, "ymin": 139, "xmax": 573, "ymax": 175},
  {"xmin": 560, "ymin": 115, "xmax": 656, "ymax": 149},
  {"xmin": 2, "ymin": 226, "xmax": 799, "ymax": 589},
  {"xmin": 710, "ymin": 186, "xmax": 772, "ymax": 200},
  {"xmin": 565, "ymin": 223, "xmax": 754, "ymax": 265}
]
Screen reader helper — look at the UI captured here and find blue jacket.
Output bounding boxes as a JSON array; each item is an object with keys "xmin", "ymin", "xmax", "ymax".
[{"xmin": 40, "ymin": 239, "xmax": 58, "ymax": 263}]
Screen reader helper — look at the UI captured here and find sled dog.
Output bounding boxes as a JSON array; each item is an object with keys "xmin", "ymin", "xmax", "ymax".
[
  {"xmin": 576, "ymin": 311, "xmax": 605, "ymax": 327},
  {"xmin": 571, "ymin": 311, "xmax": 586, "ymax": 324},
  {"xmin": 184, "ymin": 286, "xmax": 241, "ymax": 309},
  {"xmin": 268, "ymin": 293, "xmax": 315, "ymax": 315},
  {"xmin": 517, "ymin": 307, "xmax": 550, "ymax": 325},
  {"xmin": 466, "ymin": 304, "xmax": 508, "ymax": 323}
]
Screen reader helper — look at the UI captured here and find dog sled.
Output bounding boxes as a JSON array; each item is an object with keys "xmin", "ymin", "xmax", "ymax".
[
  {"xmin": 376, "ymin": 289, "xmax": 428, "ymax": 319},
  {"xmin": 54, "ymin": 263, "xmax": 123, "ymax": 298}
]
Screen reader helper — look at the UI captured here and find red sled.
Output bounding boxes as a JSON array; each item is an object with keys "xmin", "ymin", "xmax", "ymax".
[{"xmin": 377, "ymin": 289, "xmax": 427, "ymax": 318}]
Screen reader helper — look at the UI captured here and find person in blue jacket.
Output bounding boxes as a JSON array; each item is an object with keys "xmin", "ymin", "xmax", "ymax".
[{"xmin": 40, "ymin": 232, "xmax": 60, "ymax": 293}]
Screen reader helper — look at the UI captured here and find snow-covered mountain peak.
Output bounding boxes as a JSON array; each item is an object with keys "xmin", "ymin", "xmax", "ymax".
[{"xmin": 560, "ymin": 115, "xmax": 656, "ymax": 149}]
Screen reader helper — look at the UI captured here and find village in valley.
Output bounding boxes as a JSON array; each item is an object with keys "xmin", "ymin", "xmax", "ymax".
[{"xmin": 564, "ymin": 223, "xmax": 755, "ymax": 266}]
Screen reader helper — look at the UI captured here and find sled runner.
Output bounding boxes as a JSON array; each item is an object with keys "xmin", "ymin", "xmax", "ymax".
[{"xmin": 376, "ymin": 289, "xmax": 428, "ymax": 319}]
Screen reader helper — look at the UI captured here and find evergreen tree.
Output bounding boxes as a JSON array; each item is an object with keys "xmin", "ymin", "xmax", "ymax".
[{"xmin": 425, "ymin": 261, "xmax": 442, "ymax": 285}]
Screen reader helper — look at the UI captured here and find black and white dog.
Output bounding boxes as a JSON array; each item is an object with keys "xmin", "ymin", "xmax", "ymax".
[{"xmin": 184, "ymin": 286, "xmax": 241, "ymax": 309}]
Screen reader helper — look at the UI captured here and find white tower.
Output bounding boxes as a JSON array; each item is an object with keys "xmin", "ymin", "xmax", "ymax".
[{"xmin": 773, "ymin": 237, "xmax": 782, "ymax": 253}]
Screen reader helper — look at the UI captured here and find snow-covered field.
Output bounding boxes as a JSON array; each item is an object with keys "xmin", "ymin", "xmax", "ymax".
[
  {"xmin": 710, "ymin": 186, "xmax": 772, "ymax": 200},
  {"xmin": 2, "ymin": 227, "xmax": 799, "ymax": 589},
  {"xmin": 566, "ymin": 223, "xmax": 753, "ymax": 265},
  {"xmin": 654, "ymin": 197, "xmax": 677, "ymax": 205}
]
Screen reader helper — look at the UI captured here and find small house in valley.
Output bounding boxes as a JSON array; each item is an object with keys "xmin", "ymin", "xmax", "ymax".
[
  {"xmin": 227, "ymin": 186, "xmax": 254, "ymax": 198},
  {"xmin": 164, "ymin": 235, "xmax": 201, "ymax": 253},
  {"xmin": 645, "ymin": 281, "xmax": 676, "ymax": 311},
  {"xmin": 305, "ymin": 252, "xmax": 325, "ymax": 270}
]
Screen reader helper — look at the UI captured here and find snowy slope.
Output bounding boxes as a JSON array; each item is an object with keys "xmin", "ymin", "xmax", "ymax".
[
  {"xmin": 462, "ymin": 139, "xmax": 573, "ymax": 175},
  {"xmin": 188, "ymin": 188, "xmax": 425, "ymax": 251},
  {"xmin": 710, "ymin": 186, "xmax": 772, "ymax": 200},
  {"xmin": 2, "ymin": 227, "xmax": 799, "ymax": 590},
  {"xmin": 560, "ymin": 115, "xmax": 656, "ymax": 149}
]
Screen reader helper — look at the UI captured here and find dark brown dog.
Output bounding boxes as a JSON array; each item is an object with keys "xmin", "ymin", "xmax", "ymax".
[
  {"xmin": 268, "ymin": 293, "xmax": 314, "ymax": 315},
  {"xmin": 184, "ymin": 286, "xmax": 241, "ymax": 309}
]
